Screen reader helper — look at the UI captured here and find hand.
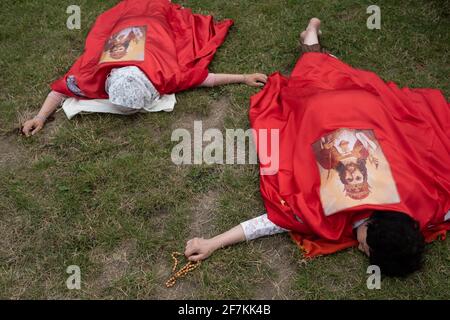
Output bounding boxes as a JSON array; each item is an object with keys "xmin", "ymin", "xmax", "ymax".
[
  {"xmin": 243, "ymin": 73, "xmax": 268, "ymax": 87},
  {"xmin": 184, "ymin": 237, "xmax": 217, "ymax": 262},
  {"xmin": 323, "ymin": 139, "xmax": 335, "ymax": 150},
  {"xmin": 22, "ymin": 117, "xmax": 45, "ymax": 137}
]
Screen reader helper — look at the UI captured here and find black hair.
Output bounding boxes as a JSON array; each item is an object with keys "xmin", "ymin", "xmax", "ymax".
[
  {"xmin": 366, "ymin": 211, "xmax": 425, "ymax": 277},
  {"xmin": 112, "ymin": 41, "xmax": 130, "ymax": 51},
  {"xmin": 336, "ymin": 158, "xmax": 368, "ymax": 185}
]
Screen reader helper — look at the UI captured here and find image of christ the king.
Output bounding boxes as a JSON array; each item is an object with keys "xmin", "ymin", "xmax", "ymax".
[
  {"xmin": 100, "ymin": 26, "xmax": 147, "ymax": 63},
  {"xmin": 312, "ymin": 128, "xmax": 400, "ymax": 216}
]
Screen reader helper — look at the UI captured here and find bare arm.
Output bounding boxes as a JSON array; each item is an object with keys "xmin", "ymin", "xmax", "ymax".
[
  {"xmin": 22, "ymin": 91, "xmax": 66, "ymax": 136},
  {"xmin": 185, "ymin": 225, "xmax": 246, "ymax": 262},
  {"xmin": 185, "ymin": 214, "xmax": 288, "ymax": 261},
  {"xmin": 199, "ymin": 73, "xmax": 268, "ymax": 88}
]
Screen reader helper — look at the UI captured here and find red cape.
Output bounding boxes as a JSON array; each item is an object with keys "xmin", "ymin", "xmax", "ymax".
[
  {"xmin": 51, "ymin": 0, "xmax": 233, "ymax": 98},
  {"xmin": 250, "ymin": 53, "xmax": 450, "ymax": 257}
]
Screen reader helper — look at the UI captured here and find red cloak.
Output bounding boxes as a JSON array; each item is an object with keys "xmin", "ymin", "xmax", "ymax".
[
  {"xmin": 250, "ymin": 52, "xmax": 450, "ymax": 257},
  {"xmin": 51, "ymin": 0, "xmax": 233, "ymax": 98}
]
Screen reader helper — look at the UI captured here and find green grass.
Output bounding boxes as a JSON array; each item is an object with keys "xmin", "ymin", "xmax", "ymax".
[{"xmin": 0, "ymin": 0, "xmax": 449, "ymax": 299}]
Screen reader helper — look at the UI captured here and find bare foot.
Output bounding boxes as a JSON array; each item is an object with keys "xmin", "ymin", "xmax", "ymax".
[
  {"xmin": 302, "ymin": 17, "xmax": 321, "ymax": 45},
  {"xmin": 307, "ymin": 17, "xmax": 321, "ymax": 31},
  {"xmin": 300, "ymin": 18, "xmax": 322, "ymax": 42}
]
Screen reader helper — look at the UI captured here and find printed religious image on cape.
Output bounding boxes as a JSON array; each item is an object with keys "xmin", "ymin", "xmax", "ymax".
[
  {"xmin": 312, "ymin": 128, "xmax": 400, "ymax": 216},
  {"xmin": 100, "ymin": 26, "xmax": 147, "ymax": 63}
]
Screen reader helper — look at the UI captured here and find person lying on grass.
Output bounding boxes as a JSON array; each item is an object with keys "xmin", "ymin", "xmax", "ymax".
[
  {"xmin": 185, "ymin": 18, "xmax": 450, "ymax": 277},
  {"xmin": 22, "ymin": 0, "xmax": 267, "ymax": 136}
]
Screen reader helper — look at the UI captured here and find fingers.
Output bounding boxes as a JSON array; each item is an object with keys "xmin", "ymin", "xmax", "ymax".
[
  {"xmin": 22, "ymin": 122, "xmax": 34, "ymax": 137},
  {"xmin": 256, "ymin": 73, "xmax": 268, "ymax": 83},
  {"xmin": 188, "ymin": 253, "xmax": 205, "ymax": 262},
  {"xmin": 22, "ymin": 119, "xmax": 44, "ymax": 137},
  {"xmin": 31, "ymin": 123, "xmax": 43, "ymax": 136},
  {"xmin": 251, "ymin": 73, "xmax": 268, "ymax": 87},
  {"xmin": 184, "ymin": 237, "xmax": 211, "ymax": 262},
  {"xmin": 22, "ymin": 126, "xmax": 30, "ymax": 137},
  {"xmin": 184, "ymin": 244, "xmax": 197, "ymax": 258},
  {"xmin": 184, "ymin": 237, "xmax": 200, "ymax": 257}
]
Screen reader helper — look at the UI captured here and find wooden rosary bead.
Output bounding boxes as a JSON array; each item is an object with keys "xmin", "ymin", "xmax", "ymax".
[{"xmin": 165, "ymin": 252, "xmax": 201, "ymax": 288}]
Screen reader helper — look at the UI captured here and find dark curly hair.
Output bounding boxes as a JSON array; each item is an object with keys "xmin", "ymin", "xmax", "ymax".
[
  {"xmin": 336, "ymin": 159, "xmax": 368, "ymax": 185},
  {"xmin": 366, "ymin": 211, "xmax": 425, "ymax": 277}
]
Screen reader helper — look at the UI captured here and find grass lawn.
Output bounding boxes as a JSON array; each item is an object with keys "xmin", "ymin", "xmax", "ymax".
[{"xmin": 0, "ymin": 0, "xmax": 449, "ymax": 299}]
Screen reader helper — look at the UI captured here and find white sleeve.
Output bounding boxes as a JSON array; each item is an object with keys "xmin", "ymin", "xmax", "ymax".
[{"xmin": 240, "ymin": 213, "xmax": 288, "ymax": 241}]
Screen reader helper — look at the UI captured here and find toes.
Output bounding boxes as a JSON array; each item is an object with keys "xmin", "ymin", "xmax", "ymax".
[
  {"xmin": 310, "ymin": 17, "xmax": 321, "ymax": 26},
  {"xmin": 307, "ymin": 17, "xmax": 321, "ymax": 30}
]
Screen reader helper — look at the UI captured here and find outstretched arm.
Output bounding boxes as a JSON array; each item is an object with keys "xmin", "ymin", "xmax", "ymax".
[
  {"xmin": 199, "ymin": 73, "xmax": 268, "ymax": 88},
  {"xmin": 185, "ymin": 225, "xmax": 246, "ymax": 262},
  {"xmin": 185, "ymin": 214, "xmax": 288, "ymax": 261},
  {"xmin": 22, "ymin": 91, "xmax": 66, "ymax": 137}
]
